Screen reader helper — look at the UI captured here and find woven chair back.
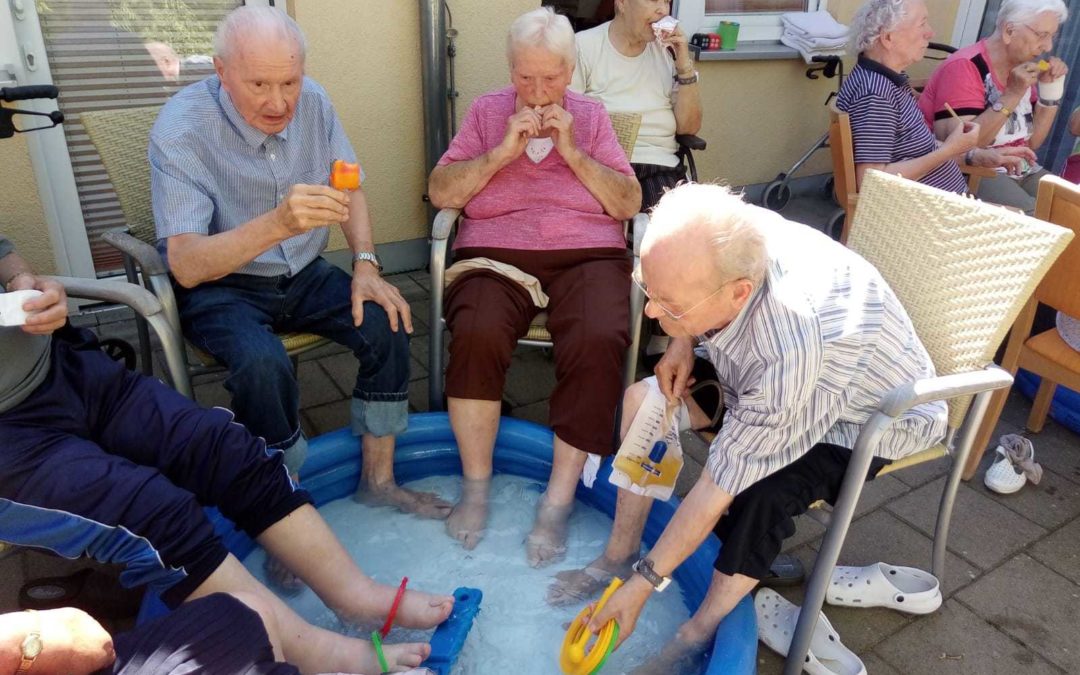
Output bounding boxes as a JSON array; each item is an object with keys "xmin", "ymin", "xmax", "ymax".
[
  {"xmin": 847, "ymin": 170, "xmax": 1073, "ymax": 429},
  {"xmin": 81, "ymin": 107, "xmax": 161, "ymax": 245}
]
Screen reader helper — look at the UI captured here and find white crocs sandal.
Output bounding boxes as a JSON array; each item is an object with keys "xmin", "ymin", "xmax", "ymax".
[
  {"xmin": 984, "ymin": 445, "xmax": 1027, "ymax": 494},
  {"xmin": 755, "ymin": 588, "xmax": 867, "ymax": 675},
  {"xmin": 826, "ymin": 563, "xmax": 942, "ymax": 615}
]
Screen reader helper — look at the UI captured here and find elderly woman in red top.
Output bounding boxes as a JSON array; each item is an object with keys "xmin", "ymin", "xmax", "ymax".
[{"xmin": 428, "ymin": 6, "xmax": 641, "ymax": 567}]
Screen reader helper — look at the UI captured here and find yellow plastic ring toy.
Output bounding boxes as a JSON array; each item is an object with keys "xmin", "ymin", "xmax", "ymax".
[{"xmin": 559, "ymin": 577, "xmax": 622, "ymax": 675}]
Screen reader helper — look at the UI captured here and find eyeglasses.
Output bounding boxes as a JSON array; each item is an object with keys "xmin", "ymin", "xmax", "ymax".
[
  {"xmin": 632, "ymin": 266, "xmax": 729, "ymax": 322},
  {"xmin": 1018, "ymin": 23, "xmax": 1057, "ymax": 44}
]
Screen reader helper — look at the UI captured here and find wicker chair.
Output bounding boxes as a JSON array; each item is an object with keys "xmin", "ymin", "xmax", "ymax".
[
  {"xmin": 783, "ymin": 170, "xmax": 1073, "ymax": 674},
  {"xmin": 80, "ymin": 106, "xmax": 329, "ymax": 398},
  {"xmin": 427, "ymin": 112, "xmax": 648, "ymax": 412}
]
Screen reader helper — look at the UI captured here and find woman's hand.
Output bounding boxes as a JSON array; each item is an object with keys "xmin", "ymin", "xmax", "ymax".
[
  {"xmin": 943, "ymin": 120, "xmax": 980, "ymax": 157},
  {"xmin": 496, "ymin": 108, "xmax": 543, "ymax": 163},
  {"xmin": 970, "ymin": 145, "xmax": 1037, "ymax": 176},
  {"xmin": 1040, "ymin": 56, "xmax": 1068, "ymax": 83}
]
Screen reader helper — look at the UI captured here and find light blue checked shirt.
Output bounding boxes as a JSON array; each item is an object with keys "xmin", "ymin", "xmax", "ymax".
[
  {"xmin": 697, "ymin": 212, "xmax": 947, "ymax": 497},
  {"xmin": 150, "ymin": 75, "xmax": 359, "ymax": 277}
]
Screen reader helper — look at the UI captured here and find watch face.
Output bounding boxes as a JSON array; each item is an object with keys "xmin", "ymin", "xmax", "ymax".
[{"xmin": 23, "ymin": 634, "xmax": 42, "ymax": 659}]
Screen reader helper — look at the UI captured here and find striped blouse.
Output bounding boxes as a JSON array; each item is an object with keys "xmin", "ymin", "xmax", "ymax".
[
  {"xmin": 836, "ymin": 56, "xmax": 968, "ymax": 195},
  {"xmin": 150, "ymin": 76, "xmax": 358, "ymax": 277},
  {"xmin": 697, "ymin": 212, "xmax": 947, "ymax": 496}
]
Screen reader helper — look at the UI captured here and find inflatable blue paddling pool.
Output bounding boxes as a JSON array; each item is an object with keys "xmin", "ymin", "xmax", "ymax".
[
  {"xmin": 137, "ymin": 413, "xmax": 757, "ymax": 674},
  {"xmin": 1015, "ymin": 370, "xmax": 1080, "ymax": 434}
]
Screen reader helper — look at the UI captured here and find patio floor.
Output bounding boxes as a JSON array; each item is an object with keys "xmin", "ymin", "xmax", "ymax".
[{"xmin": 2, "ymin": 188, "xmax": 1078, "ymax": 674}]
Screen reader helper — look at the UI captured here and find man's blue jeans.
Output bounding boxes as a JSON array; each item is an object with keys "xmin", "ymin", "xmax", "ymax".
[{"xmin": 174, "ymin": 257, "xmax": 409, "ymax": 473}]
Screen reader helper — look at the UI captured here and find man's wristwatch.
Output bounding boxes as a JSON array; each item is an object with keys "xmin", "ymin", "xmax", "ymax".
[
  {"xmin": 632, "ymin": 557, "xmax": 672, "ymax": 593},
  {"xmin": 352, "ymin": 251, "xmax": 383, "ymax": 273},
  {"xmin": 16, "ymin": 610, "xmax": 42, "ymax": 674}
]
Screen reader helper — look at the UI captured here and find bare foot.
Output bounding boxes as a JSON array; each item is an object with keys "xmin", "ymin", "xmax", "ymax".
[
  {"xmin": 546, "ymin": 554, "xmax": 634, "ymax": 606},
  {"xmin": 354, "ymin": 481, "xmax": 452, "ymax": 520},
  {"xmin": 336, "ymin": 579, "xmax": 454, "ymax": 632},
  {"xmin": 446, "ymin": 478, "xmax": 490, "ymax": 550},
  {"xmin": 337, "ymin": 637, "xmax": 432, "ymax": 674},
  {"xmin": 525, "ymin": 495, "xmax": 574, "ymax": 568},
  {"xmin": 628, "ymin": 632, "xmax": 710, "ymax": 675},
  {"xmin": 263, "ymin": 555, "xmax": 305, "ymax": 596}
]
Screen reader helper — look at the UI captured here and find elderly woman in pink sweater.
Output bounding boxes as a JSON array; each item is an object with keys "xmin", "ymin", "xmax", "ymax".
[{"xmin": 427, "ymin": 7, "xmax": 641, "ymax": 567}]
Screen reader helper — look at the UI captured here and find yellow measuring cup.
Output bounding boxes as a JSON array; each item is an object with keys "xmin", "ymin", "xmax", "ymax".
[{"xmin": 559, "ymin": 577, "xmax": 623, "ymax": 675}]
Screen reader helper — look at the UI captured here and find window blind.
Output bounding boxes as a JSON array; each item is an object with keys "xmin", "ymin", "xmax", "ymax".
[{"xmin": 36, "ymin": 0, "xmax": 241, "ymax": 274}]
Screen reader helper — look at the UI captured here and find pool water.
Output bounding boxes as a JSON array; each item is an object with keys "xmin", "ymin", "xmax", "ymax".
[{"xmin": 243, "ymin": 474, "xmax": 691, "ymax": 674}]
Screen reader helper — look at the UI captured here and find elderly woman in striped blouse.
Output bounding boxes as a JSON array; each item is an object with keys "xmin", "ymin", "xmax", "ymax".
[
  {"xmin": 836, "ymin": 0, "xmax": 1035, "ymax": 193},
  {"xmin": 566, "ymin": 184, "xmax": 947, "ymax": 672}
]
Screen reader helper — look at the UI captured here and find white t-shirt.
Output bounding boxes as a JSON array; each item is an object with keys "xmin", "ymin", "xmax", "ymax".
[{"xmin": 571, "ymin": 22, "xmax": 680, "ymax": 168}]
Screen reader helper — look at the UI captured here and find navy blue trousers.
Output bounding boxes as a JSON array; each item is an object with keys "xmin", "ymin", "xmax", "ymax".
[{"xmin": 0, "ymin": 330, "xmax": 312, "ymax": 607}]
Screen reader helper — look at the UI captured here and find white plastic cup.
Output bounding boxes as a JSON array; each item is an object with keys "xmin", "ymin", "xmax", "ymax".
[
  {"xmin": 0, "ymin": 289, "xmax": 44, "ymax": 327},
  {"xmin": 1038, "ymin": 75, "xmax": 1065, "ymax": 101}
]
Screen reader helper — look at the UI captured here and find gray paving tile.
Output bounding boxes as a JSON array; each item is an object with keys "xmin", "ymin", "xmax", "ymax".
[
  {"xmin": 1027, "ymin": 421, "xmax": 1080, "ymax": 487},
  {"xmin": 192, "ymin": 379, "xmax": 232, "ymax": 410},
  {"xmin": 675, "ymin": 454, "xmax": 704, "ymax": 499},
  {"xmin": 408, "ymin": 299, "xmax": 431, "ymax": 337},
  {"xmin": 510, "ymin": 400, "xmax": 549, "ymax": 427},
  {"xmin": 890, "ymin": 455, "xmax": 950, "ymax": 488},
  {"xmin": 1030, "ymin": 518, "xmax": 1080, "ymax": 584},
  {"xmin": 828, "ymin": 510, "xmax": 980, "ymax": 596},
  {"xmin": 887, "ymin": 477, "xmax": 1046, "ymax": 570},
  {"xmin": 297, "ymin": 360, "xmax": 346, "ymax": 408},
  {"xmin": 320, "ymin": 352, "xmax": 359, "ymax": 397},
  {"xmin": 503, "ymin": 349, "xmax": 558, "ymax": 407},
  {"xmin": 679, "ymin": 429, "xmax": 710, "ymax": 466},
  {"xmin": 0, "ymin": 552, "xmax": 25, "ymax": 612},
  {"xmin": 863, "ymin": 652, "xmax": 903, "ymax": 675},
  {"xmin": 972, "ymin": 461, "xmax": 1080, "ymax": 530},
  {"xmin": 780, "ymin": 514, "xmax": 825, "ymax": 552},
  {"xmin": 409, "ymin": 271, "xmax": 431, "ymax": 291},
  {"xmin": 408, "ymin": 377, "xmax": 430, "ymax": 413},
  {"xmin": 297, "ymin": 340, "xmax": 349, "ymax": 362},
  {"xmin": 302, "ymin": 399, "xmax": 352, "ymax": 437},
  {"xmin": 875, "ymin": 599, "xmax": 1059, "ymax": 675},
  {"xmin": 409, "ymin": 355, "xmax": 429, "ymax": 382},
  {"xmin": 853, "ymin": 473, "xmax": 910, "ymax": 519},
  {"xmin": 385, "ymin": 273, "xmax": 428, "ymax": 302},
  {"xmin": 957, "ymin": 554, "xmax": 1080, "ymax": 674}
]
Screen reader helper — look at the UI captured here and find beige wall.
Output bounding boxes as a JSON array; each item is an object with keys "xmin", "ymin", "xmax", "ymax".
[
  {"xmin": 293, "ymin": 0, "xmax": 533, "ymax": 251},
  {"xmin": 0, "ymin": 135, "xmax": 53, "ymax": 273},
  {"xmin": 0, "ymin": 0, "xmax": 963, "ymax": 264}
]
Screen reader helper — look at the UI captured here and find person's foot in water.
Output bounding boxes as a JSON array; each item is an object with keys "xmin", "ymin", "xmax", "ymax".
[
  {"xmin": 546, "ymin": 553, "xmax": 635, "ymax": 606},
  {"xmin": 526, "ymin": 494, "xmax": 574, "ymax": 568},
  {"xmin": 446, "ymin": 477, "xmax": 491, "ymax": 550}
]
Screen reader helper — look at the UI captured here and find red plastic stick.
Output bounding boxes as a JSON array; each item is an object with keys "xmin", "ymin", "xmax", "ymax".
[{"xmin": 379, "ymin": 576, "xmax": 409, "ymax": 638}]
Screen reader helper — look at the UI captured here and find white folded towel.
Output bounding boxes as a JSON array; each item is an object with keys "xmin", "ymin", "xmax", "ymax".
[
  {"xmin": 781, "ymin": 30, "xmax": 849, "ymax": 51},
  {"xmin": 780, "ymin": 32, "xmax": 847, "ymax": 64},
  {"xmin": 781, "ymin": 11, "xmax": 849, "ymax": 40}
]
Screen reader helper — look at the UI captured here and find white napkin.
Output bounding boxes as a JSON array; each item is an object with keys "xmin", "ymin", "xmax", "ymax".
[{"xmin": 526, "ymin": 137, "xmax": 554, "ymax": 164}]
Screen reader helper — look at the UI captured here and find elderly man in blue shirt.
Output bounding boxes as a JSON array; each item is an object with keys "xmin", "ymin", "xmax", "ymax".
[{"xmin": 150, "ymin": 5, "xmax": 449, "ymax": 565}]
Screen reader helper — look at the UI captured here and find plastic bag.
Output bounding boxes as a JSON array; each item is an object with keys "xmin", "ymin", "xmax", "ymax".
[{"xmin": 609, "ymin": 377, "xmax": 685, "ymax": 501}]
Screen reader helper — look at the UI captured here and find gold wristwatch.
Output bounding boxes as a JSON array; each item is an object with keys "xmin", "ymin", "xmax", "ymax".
[{"xmin": 16, "ymin": 610, "xmax": 42, "ymax": 674}]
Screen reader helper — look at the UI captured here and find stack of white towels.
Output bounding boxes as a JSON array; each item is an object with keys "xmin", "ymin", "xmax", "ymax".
[{"xmin": 780, "ymin": 11, "xmax": 850, "ymax": 64}]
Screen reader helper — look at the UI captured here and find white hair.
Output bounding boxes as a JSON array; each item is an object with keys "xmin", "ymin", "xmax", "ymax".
[
  {"xmin": 995, "ymin": 0, "xmax": 1069, "ymax": 31},
  {"xmin": 648, "ymin": 184, "xmax": 769, "ymax": 288},
  {"xmin": 506, "ymin": 7, "xmax": 576, "ymax": 67},
  {"xmin": 214, "ymin": 6, "xmax": 307, "ymax": 63},
  {"xmin": 849, "ymin": 0, "xmax": 913, "ymax": 54}
]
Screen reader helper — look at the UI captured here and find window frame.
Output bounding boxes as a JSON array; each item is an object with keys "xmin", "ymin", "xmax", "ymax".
[{"xmin": 678, "ymin": 0, "xmax": 830, "ymax": 43}]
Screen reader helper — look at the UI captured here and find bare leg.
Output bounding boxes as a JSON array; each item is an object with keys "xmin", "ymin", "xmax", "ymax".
[
  {"xmin": 445, "ymin": 397, "xmax": 500, "ymax": 549},
  {"xmin": 188, "ymin": 555, "xmax": 432, "ymax": 675},
  {"xmin": 256, "ymin": 504, "xmax": 454, "ymax": 630},
  {"xmin": 631, "ymin": 570, "xmax": 758, "ymax": 674},
  {"xmin": 526, "ymin": 434, "xmax": 586, "ymax": 568},
  {"xmin": 354, "ymin": 433, "xmax": 452, "ymax": 520},
  {"xmin": 264, "ymin": 473, "xmax": 308, "ymax": 595}
]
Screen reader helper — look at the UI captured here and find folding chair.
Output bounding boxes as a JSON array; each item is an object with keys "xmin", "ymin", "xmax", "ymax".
[
  {"xmin": 783, "ymin": 170, "xmax": 1073, "ymax": 674},
  {"xmin": 80, "ymin": 107, "xmax": 329, "ymax": 399},
  {"xmin": 962, "ymin": 175, "xmax": 1080, "ymax": 479}
]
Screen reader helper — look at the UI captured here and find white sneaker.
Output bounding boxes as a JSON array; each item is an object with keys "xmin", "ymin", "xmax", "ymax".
[{"xmin": 983, "ymin": 444, "xmax": 1031, "ymax": 494}]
